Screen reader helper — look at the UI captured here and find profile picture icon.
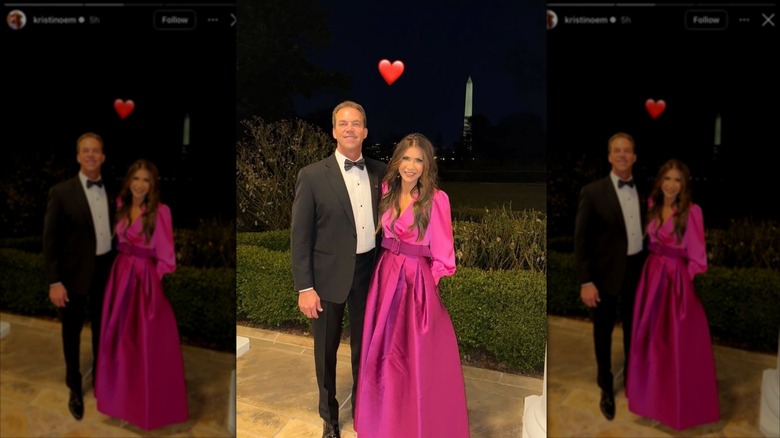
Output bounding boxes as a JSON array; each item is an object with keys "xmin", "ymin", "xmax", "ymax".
[
  {"xmin": 7, "ymin": 9, "xmax": 27, "ymax": 30},
  {"xmin": 547, "ymin": 9, "xmax": 558, "ymax": 30}
]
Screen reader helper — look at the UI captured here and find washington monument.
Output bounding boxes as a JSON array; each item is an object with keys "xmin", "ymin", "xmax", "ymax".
[
  {"xmin": 463, "ymin": 76, "xmax": 473, "ymax": 134},
  {"xmin": 463, "ymin": 76, "xmax": 473, "ymax": 153}
]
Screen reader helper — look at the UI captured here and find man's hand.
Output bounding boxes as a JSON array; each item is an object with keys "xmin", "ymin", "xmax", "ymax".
[
  {"xmin": 298, "ymin": 289, "xmax": 323, "ymax": 319},
  {"xmin": 49, "ymin": 283, "xmax": 69, "ymax": 308},
  {"xmin": 580, "ymin": 283, "xmax": 600, "ymax": 308}
]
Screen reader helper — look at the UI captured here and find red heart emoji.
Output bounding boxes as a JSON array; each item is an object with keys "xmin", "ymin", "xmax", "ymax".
[
  {"xmin": 645, "ymin": 98, "xmax": 666, "ymax": 119},
  {"xmin": 114, "ymin": 99, "xmax": 135, "ymax": 119},
  {"xmin": 378, "ymin": 59, "xmax": 404, "ymax": 86}
]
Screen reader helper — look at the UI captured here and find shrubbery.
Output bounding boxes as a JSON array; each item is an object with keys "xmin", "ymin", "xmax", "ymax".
[
  {"xmin": 236, "ymin": 117, "xmax": 333, "ymax": 232},
  {"xmin": 0, "ymin": 248, "xmax": 51, "ymax": 316},
  {"xmin": 1, "ymin": 221, "xmax": 236, "ymax": 270},
  {"xmin": 236, "ymin": 206, "xmax": 548, "ymax": 274},
  {"xmin": 236, "ymin": 229, "xmax": 290, "ymax": 252},
  {"xmin": 549, "ymin": 217, "xmax": 780, "ymax": 271},
  {"xmin": 547, "ymin": 250, "xmax": 780, "ymax": 352},
  {"xmin": 453, "ymin": 207, "xmax": 546, "ymax": 273},
  {"xmin": 707, "ymin": 218, "xmax": 779, "ymax": 270},
  {"xmin": 0, "ymin": 224, "xmax": 236, "ymax": 351},
  {"xmin": 174, "ymin": 219, "xmax": 236, "ymax": 269},
  {"xmin": 237, "ymin": 229, "xmax": 547, "ymax": 376},
  {"xmin": 442, "ymin": 267, "xmax": 546, "ymax": 374},
  {"xmin": 547, "ymin": 218, "xmax": 780, "ymax": 352},
  {"xmin": 236, "ymin": 245, "xmax": 303, "ymax": 327}
]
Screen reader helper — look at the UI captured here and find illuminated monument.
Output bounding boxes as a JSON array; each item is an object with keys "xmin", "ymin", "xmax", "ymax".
[{"xmin": 463, "ymin": 76, "xmax": 473, "ymax": 155}]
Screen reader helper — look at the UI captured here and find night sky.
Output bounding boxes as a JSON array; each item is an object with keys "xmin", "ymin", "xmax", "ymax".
[
  {"xmin": 3, "ymin": 5, "xmax": 236, "ymax": 229},
  {"xmin": 291, "ymin": 0, "xmax": 546, "ymax": 150},
  {"xmin": 547, "ymin": 4, "xmax": 778, "ymax": 230},
  {"xmin": 6, "ymin": 1, "xmax": 775, "ymax": 232}
]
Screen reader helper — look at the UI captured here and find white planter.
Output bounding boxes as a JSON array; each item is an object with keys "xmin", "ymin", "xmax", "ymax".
[
  {"xmin": 522, "ymin": 345, "xmax": 546, "ymax": 438},
  {"xmin": 0, "ymin": 321, "xmax": 9, "ymax": 339}
]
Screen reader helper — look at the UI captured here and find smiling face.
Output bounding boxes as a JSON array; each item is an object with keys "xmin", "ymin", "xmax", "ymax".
[
  {"xmin": 399, "ymin": 145, "xmax": 425, "ymax": 188},
  {"xmin": 130, "ymin": 168, "xmax": 152, "ymax": 203},
  {"xmin": 608, "ymin": 135, "xmax": 636, "ymax": 180},
  {"xmin": 332, "ymin": 106, "xmax": 368, "ymax": 160},
  {"xmin": 661, "ymin": 167, "xmax": 683, "ymax": 204},
  {"xmin": 76, "ymin": 135, "xmax": 105, "ymax": 180}
]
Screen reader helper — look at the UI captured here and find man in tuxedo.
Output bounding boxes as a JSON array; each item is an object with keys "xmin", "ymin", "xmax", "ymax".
[
  {"xmin": 574, "ymin": 132, "xmax": 646, "ymax": 421},
  {"xmin": 43, "ymin": 132, "xmax": 114, "ymax": 421},
  {"xmin": 291, "ymin": 100, "xmax": 386, "ymax": 438}
]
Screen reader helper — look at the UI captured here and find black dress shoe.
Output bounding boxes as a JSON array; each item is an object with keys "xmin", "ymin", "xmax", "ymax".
[
  {"xmin": 600, "ymin": 390, "xmax": 615, "ymax": 421},
  {"xmin": 68, "ymin": 391, "xmax": 84, "ymax": 420},
  {"xmin": 323, "ymin": 421, "xmax": 341, "ymax": 438}
]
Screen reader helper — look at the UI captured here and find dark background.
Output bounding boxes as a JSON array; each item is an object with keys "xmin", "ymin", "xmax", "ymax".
[
  {"xmin": 547, "ymin": 3, "xmax": 778, "ymax": 235},
  {"xmin": 238, "ymin": 0, "xmax": 547, "ymax": 175},
  {"xmin": 2, "ymin": 4, "xmax": 236, "ymax": 235}
]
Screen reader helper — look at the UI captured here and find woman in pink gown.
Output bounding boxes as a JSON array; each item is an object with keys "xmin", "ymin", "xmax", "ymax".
[
  {"xmin": 354, "ymin": 133, "xmax": 470, "ymax": 437},
  {"xmin": 626, "ymin": 159, "xmax": 719, "ymax": 430},
  {"xmin": 95, "ymin": 159, "xmax": 188, "ymax": 430}
]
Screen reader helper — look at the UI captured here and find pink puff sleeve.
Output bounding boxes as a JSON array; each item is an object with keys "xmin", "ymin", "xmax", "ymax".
[
  {"xmin": 686, "ymin": 204, "xmax": 707, "ymax": 278},
  {"xmin": 429, "ymin": 190, "xmax": 456, "ymax": 285},
  {"xmin": 153, "ymin": 203, "xmax": 177, "ymax": 280}
]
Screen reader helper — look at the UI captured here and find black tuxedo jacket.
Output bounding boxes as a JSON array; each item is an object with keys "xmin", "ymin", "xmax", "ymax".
[
  {"xmin": 290, "ymin": 154, "xmax": 387, "ymax": 304},
  {"xmin": 574, "ymin": 175, "xmax": 647, "ymax": 297},
  {"xmin": 43, "ymin": 175, "xmax": 115, "ymax": 296}
]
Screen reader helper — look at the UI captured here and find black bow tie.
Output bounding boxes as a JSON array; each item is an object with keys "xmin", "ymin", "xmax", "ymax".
[
  {"xmin": 87, "ymin": 179, "xmax": 104, "ymax": 188},
  {"xmin": 618, "ymin": 179, "xmax": 635, "ymax": 188},
  {"xmin": 344, "ymin": 158, "xmax": 365, "ymax": 171}
]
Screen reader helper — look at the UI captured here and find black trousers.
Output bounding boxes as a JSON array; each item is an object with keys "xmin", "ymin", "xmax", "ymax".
[
  {"xmin": 60, "ymin": 252, "xmax": 113, "ymax": 394},
  {"xmin": 311, "ymin": 249, "xmax": 374, "ymax": 425},
  {"xmin": 591, "ymin": 252, "xmax": 645, "ymax": 394}
]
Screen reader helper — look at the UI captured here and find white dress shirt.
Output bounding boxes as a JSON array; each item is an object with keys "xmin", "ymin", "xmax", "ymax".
[
  {"xmin": 334, "ymin": 150, "xmax": 376, "ymax": 254},
  {"xmin": 610, "ymin": 172, "xmax": 643, "ymax": 256},
  {"xmin": 78, "ymin": 172, "xmax": 112, "ymax": 256}
]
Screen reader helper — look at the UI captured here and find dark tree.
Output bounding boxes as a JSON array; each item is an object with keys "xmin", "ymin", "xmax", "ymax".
[{"xmin": 237, "ymin": 0, "xmax": 351, "ymax": 123}]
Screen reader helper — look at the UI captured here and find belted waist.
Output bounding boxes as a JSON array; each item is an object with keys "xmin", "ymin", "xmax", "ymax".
[
  {"xmin": 649, "ymin": 242, "xmax": 686, "ymax": 259},
  {"xmin": 381, "ymin": 237, "xmax": 432, "ymax": 257},
  {"xmin": 117, "ymin": 242, "xmax": 155, "ymax": 259}
]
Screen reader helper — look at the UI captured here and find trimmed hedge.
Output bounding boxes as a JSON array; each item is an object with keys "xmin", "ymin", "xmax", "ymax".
[
  {"xmin": 546, "ymin": 250, "xmax": 582, "ymax": 319},
  {"xmin": 0, "ymin": 236, "xmax": 43, "ymax": 254},
  {"xmin": 236, "ymin": 242, "xmax": 546, "ymax": 375},
  {"xmin": 163, "ymin": 266, "xmax": 236, "ymax": 351},
  {"xmin": 236, "ymin": 229, "xmax": 291, "ymax": 252},
  {"xmin": 696, "ymin": 266, "xmax": 780, "ymax": 351},
  {"xmin": 547, "ymin": 250, "xmax": 780, "ymax": 352},
  {"xmin": 0, "ymin": 248, "xmax": 235, "ymax": 352},
  {"xmin": 0, "ymin": 248, "xmax": 51, "ymax": 316},
  {"xmin": 441, "ymin": 267, "xmax": 546, "ymax": 375},
  {"xmin": 236, "ymin": 245, "xmax": 306, "ymax": 327}
]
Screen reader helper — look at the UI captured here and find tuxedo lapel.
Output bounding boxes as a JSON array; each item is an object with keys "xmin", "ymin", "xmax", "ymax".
[
  {"xmin": 638, "ymin": 184, "xmax": 648, "ymax": 231},
  {"xmin": 367, "ymin": 160, "xmax": 382, "ymax": 226},
  {"xmin": 324, "ymin": 155, "xmax": 356, "ymax": 231},
  {"xmin": 601, "ymin": 177, "xmax": 627, "ymax": 231},
  {"xmin": 105, "ymin": 184, "xmax": 116, "ymax": 231},
  {"xmin": 69, "ymin": 177, "xmax": 95, "ymax": 232}
]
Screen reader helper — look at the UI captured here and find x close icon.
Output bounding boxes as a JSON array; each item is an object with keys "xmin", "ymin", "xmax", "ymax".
[{"xmin": 762, "ymin": 12, "xmax": 775, "ymax": 27}]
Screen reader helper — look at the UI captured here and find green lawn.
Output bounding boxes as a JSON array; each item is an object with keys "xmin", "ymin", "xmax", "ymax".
[{"xmin": 439, "ymin": 182, "xmax": 546, "ymax": 212}]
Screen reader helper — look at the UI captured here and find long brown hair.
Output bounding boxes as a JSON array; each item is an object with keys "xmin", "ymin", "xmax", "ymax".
[
  {"xmin": 647, "ymin": 159, "xmax": 692, "ymax": 243},
  {"xmin": 378, "ymin": 133, "xmax": 438, "ymax": 241},
  {"xmin": 115, "ymin": 159, "xmax": 161, "ymax": 243}
]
